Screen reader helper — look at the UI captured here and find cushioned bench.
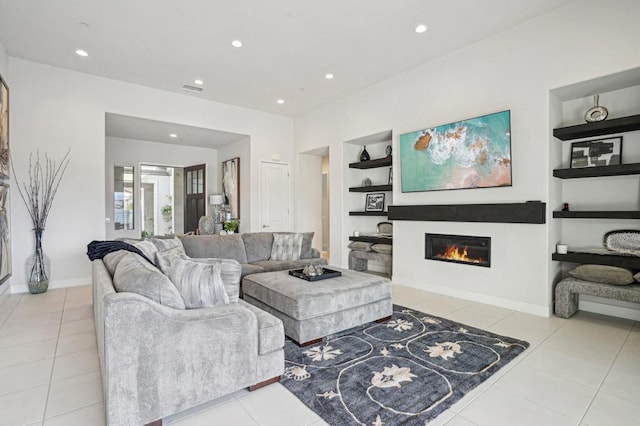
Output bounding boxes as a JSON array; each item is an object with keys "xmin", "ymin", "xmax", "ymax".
[
  {"xmin": 349, "ymin": 250, "xmax": 392, "ymax": 278},
  {"xmin": 554, "ymin": 277, "xmax": 640, "ymax": 318}
]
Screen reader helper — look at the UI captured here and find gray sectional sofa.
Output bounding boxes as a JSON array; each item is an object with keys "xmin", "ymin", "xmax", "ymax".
[
  {"xmin": 92, "ymin": 231, "xmax": 325, "ymax": 425},
  {"xmin": 179, "ymin": 232, "xmax": 327, "ymax": 278}
]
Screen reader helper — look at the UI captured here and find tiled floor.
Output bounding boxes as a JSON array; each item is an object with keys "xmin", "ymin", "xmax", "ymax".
[{"xmin": 0, "ymin": 284, "xmax": 639, "ymax": 425}]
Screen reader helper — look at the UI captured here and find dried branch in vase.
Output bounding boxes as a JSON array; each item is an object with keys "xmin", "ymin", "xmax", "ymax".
[{"xmin": 11, "ymin": 149, "xmax": 71, "ymax": 230}]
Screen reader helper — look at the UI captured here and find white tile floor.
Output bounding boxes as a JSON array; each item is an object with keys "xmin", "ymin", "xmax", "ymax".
[{"xmin": 0, "ymin": 284, "xmax": 638, "ymax": 426}]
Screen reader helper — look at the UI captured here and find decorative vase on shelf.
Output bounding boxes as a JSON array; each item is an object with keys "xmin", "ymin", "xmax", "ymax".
[
  {"xmin": 27, "ymin": 228, "xmax": 51, "ymax": 294},
  {"xmin": 359, "ymin": 146, "xmax": 370, "ymax": 162},
  {"xmin": 584, "ymin": 95, "xmax": 608, "ymax": 123}
]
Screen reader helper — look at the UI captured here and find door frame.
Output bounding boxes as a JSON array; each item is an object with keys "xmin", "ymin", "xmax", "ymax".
[{"xmin": 259, "ymin": 160, "xmax": 291, "ymax": 231}]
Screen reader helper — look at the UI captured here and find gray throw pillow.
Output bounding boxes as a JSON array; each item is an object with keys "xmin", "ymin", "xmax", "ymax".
[
  {"xmin": 348, "ymin": 241, "xmax": 373, "ymax": 252},
  {"xmin": 133, "ymin": 240, "xmax": 158, "ymax": 262},
  {"xmin": 163, "ymin": 256, "xmax": 230, "ymax": 308},
  {"xmin": 112, "ymin": 253, "xmax": 186, "ymax": 309},
  {"xmin": 568, "ymin": 264, "xmax": 634, "ymax": 285},
  {"xmin": 371, "ymin": 244, "xmax": 392, "ymax": 255},
  {"xmin": 270, "ymin": 233, "xmax": 303, "ymax": 261},
  {"xmin": 149, "ymin": 237, "xmax": 186, "ymax": 257}
]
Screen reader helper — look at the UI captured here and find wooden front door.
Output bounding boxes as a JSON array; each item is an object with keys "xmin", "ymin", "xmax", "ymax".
[{"xmin": 184, "ymin": 164, "xmax": 206, "ymax": 233}]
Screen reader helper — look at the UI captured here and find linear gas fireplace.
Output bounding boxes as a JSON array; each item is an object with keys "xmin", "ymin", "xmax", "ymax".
[{"xmin": 425, "ymin": 233, "xmax": 491, "ymax": 267}]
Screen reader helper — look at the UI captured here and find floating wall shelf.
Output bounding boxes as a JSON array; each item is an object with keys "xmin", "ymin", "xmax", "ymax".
[{"xmin": 553, "ymin": 114, "xmax": 640, "ymax": 140}]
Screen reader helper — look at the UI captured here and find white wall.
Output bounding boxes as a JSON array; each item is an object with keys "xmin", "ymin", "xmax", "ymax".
[
  {"xmin": 0, "ymin": 40, "xmax": 8, "ymax": 300},
  {"xmin": 8, "ymin": 58, "xmax": 293, "ymax": 292},
  {"xmin": 105, "ymin": 137, "xmax": 221, "ymax": 239},
  {"xmin": 293, "ymin": 0, "xmax": 640, "ymax": 316}
]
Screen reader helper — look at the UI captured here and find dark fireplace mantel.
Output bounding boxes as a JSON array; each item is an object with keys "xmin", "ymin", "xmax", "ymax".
[{"xmin": 388, "ymin": 201, "xmax": 546, "ymax": 224}]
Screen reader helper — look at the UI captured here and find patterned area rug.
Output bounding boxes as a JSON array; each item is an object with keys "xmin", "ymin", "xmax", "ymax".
[{"xmin": 282, "ymin": 305, "xmax": 529, "ymax": 425}]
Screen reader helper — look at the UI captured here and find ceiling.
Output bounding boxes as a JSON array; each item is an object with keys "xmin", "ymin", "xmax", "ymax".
[
  {"xmin": 0, "ymin": 0, "xmax": 572, "ymax": 117},
  {"xmin": 106, "ymin": 113, "xmax": 248, "ymax": 148}
]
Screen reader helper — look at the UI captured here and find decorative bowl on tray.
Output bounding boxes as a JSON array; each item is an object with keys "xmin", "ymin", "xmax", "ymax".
[{"xmin": 289, "ymin": 266, "xmax": 342, "ymax": 281}]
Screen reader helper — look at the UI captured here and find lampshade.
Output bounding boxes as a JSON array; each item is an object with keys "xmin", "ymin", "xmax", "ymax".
[{"xmin": 210, "ymin": 194, "xmax": 224, "ymax": 205}]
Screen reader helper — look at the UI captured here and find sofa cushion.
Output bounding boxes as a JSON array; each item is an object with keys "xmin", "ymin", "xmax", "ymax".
[
  {"xmin": 133, "ymin": 240, "xmax": 159, "ymax": 262},
  {"xmin": 241, "ymin": 263, "xmax": 265, "ymax": 278},
  {"xmin": 270, "ymin": 233, "xmax": 303, "ymax": 261},
  {"xmin": 241, "ymin": 232, "xmax": 275, "ymax": 263},
  {"xmin": 112, "ymin": 253, "xmax": 186, "ymax": 309},
  {"xmin": 157, "ymin": 254, "xmax": 230, "ymax": 308},
  {"xmin": 251, "ymin": 257, "xmax": 327, "ymax": 272},
  {"xmin": 103, "ymin": 250, "xmax": 129, "ymax": 277},
  {"xmin": 179, "ymin": 234, "xmax": 248, "ymax": 264}
]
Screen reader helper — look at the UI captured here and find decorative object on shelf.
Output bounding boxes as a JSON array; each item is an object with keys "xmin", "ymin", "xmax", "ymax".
[
  {"xmin": 365, "ymin": 193, "xmax": 385, "ymax": 212},
  {"xmin": 584, "ymin": 95, "xmax": 609, "ymax": 123},
  {"xmin": 385, "ymin": 145, "xmax": 392, "ymax": 157},
  {"xmin": 210, "ymin": 194, "xmax": 225, "ymax": 234},
  {"xmin": 0, "ymin": 183, "xmax": 11, "ymax": 286},
  {"xmin": 359, "ymin": 146, "xmax": 370, "ymax": 162},
  {"xmin": 362, "ymin": 177, "xmax": 372, "ymax": 186},
  {"xmin": 222, "ymin": 157, "xmax": 240, "ymax": 219},
  {"xmin": 223, "ymin": 219, "xmax": 240, "ymax": 234},
  {"xmin": 376, "ymin": 221, "xmax": 393, "ymax": 236},
  {"xmin": 556, "ymin": 243, "xmax": 568, "ymax": 254},
  {"xmin": 353, "ymin": 230, "xmax": 360, "ymax": 237},
  {"xmin": 570, "ymin": 137, "xmax": 622, "ymax": 168},
  {"xmin": 197, "ymin": 215, "xmax": 215, "ymax": 235},
  {"xmin": 388, "ymin": 168, "xmax": 392, "ymax": 184},
  {"xmin": 604, "ymin": 230, "xmax": 640, "ymax": 256},
  {"xmin": 562, "ymin": 203, "xmax": 569, "ymax": 211},
  {"xmin": 399, "ymin": 110, "xmax": 512, "ymax": 192},
  {"xmin": 12, "ymin": 150, "xmax": 71, "ymax": 294}
]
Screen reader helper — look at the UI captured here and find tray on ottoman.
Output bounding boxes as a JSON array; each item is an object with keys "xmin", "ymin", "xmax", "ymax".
[{"xmin": 288, "ymin": 268, "xmax": 342, "ymax": 281}]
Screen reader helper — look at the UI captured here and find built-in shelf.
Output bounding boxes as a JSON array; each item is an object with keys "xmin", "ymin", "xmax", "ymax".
[
  {"xmin": 349, "ymin": 211, "xmax": 388, "ymax": 217},
  {"xmin": 348, "ymin": 157, "xmax": 392, "ymax": 169},
  {"xmin": 387, "ymin": 201, "xmax": 545, "ymax": 224},
  {"xmin": 349, "ymin": 184, "xmax": 392, "ymax": 192},
  {"xmin": 552, "ymin": 252, "xmax": 640, "ymax": 269},
  {"xmin": 553, "ymin": 211, "xmax": 640, "ymax": 219},
  {"xmin": 553, "ymin": 114, "xmax": 640, "ymax": 140},
  {"xmin": 349, "ymin": 236, "xmax": 393, "ymax": 245},
  {"xmin": 553, "ymin": 163, "xmax": 640, "ymax": 179}
]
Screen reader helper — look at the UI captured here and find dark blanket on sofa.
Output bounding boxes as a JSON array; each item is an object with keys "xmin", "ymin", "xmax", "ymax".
[{"xmin": 86, "ymin": 240, "xmax": 155, "ymax": 265}]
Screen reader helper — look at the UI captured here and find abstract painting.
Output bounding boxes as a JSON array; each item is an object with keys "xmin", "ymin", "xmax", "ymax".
[
  {"xmin": 0, "ymin": 183, "xmax": 11, "ymax": 286},
  {"xmin": 400, "ymin": 110, "xmax": 512, "ymax": 192},
  {"xmin": 222, "ymin": 157, "xmax": 240, "ymax": 219},
  {"xmin": 0, "ymin": 74, "xmax": 8, "ymax": 179}
]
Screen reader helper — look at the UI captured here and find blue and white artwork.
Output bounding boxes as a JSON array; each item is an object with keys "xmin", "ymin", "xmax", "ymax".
[{"xmin": 400, "ymin": 110, "xmax": 512, "ymax": 192}]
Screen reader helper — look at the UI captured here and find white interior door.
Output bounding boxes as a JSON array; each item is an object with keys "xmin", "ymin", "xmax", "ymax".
[{"xmin": 260, "ymin": 161, "xmax": 290, "ymax": 231}]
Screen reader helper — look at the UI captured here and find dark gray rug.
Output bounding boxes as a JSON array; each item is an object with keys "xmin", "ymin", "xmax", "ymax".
[{"xmin": 282, "ymin": 305, "xmax": 529, "ymax": 425}]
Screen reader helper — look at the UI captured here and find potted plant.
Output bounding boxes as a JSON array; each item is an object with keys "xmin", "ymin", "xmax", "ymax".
[{"xmin": 223, "ymin": 219, "xmax": 240, "ymax": 234}]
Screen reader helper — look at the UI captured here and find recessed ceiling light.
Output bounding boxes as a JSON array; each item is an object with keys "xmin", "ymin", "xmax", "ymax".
[
  {"xmin": 170, "ymin": 133, "xmax": 177, "ymax": 138},
  {"xmin": 75, "ymin": 49, "xmax": 88, "ymax": 57},
  {"xmin": 276, "ymin": 99, "xmax": 285, "ymax": 104},
  {"xmin": 231, "ymin": 40, "xmax": 243, "ymax": 48},
  {"xmin": 415, "ymin": 24, "xmax": 428, "ymax": 34},
  {"xmin": 194, "ymin": 79, "xmax": 204, "ymax": 85},
  {"xmin": 325, "ymin": 73, "xmax": 334, "ymax": 80}
]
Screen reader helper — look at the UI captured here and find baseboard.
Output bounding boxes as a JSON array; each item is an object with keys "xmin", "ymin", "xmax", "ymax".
[
  {"xmin": 398, "ymin": 280, "xmax": 551, "ymax": 317},
  {"xmin": 11, "ymin": 276, "xmax": 91, "ymax": 294}
]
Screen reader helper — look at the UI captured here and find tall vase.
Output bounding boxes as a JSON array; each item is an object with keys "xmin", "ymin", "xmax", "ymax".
[{"xmin": 27, "ymin": 228, "xmax": 50, "ymax": 294}]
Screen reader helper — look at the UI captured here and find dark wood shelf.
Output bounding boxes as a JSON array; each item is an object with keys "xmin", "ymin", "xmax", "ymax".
[
  {"xmin": 553, "ymin": 114, "xmax": 640, "ymax": 141},
  {"xmin": 348, "ymin": 156, "xmax": 392, "ymax": 169},
  {"xmin": 349, "ymin": 211, "xmax": 388, "ymax": 217},
  {"xmin": 552, "ymin": 251, "xmax": 640, "ymax": 269},
  {"xmin": 349, "ymin": 184, "xmax": 392, "ymax": 192},
  {"xmin": 387, "ymin": 201, "xmax": 545, "ymax": 224},
  {"xmin": 553, "ymin": 210, "xmax": 640, "ymax": 219},
  {"xmin": 349, "ymin": 236, "xmax": 393, "ymax": 245},
  {"xmin": 553, "ymin": 163, "xmax": 640, "ymax": 179}
]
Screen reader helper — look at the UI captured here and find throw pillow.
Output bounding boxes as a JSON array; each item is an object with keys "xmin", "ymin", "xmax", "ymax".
[
  {"xmin": 348, "ymin": 241, "xmax": 373, "ymax": 252},
  {"xmin": 568, "ymin": 264, "xmax": 634, "ymax": 285},
  {"xmin": 270, "ymin": 233, "xmax": 303, "ymax": 261},
  {"xmin": 181, "ymin": 257, "xmax": 242, "ymax": 303},
  {"xmin": 371, "ymin": 244, "xmax": 393, "ymax": 255},
  {"xmin": 149, "ymin": 237, "xmax": 186, "ymax": 258},
  {"xmin": 112, "ymin": 253, "xmax": 186, "ymax": 309},
  {"xmin": 133, "ymin": 240, "xmax": 158, "ymax": 263},
  {"xmin": 163, "ymin": 256, "xmax": 230, "ymax": 308}
]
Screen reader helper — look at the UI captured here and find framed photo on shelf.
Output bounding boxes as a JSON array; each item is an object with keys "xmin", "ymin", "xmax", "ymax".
[
  {"xmin": 570, "ymin": 137, "xmax": 622, "ymax": 168},
  {"xmin": 365, "ymin": 193, "xmax": 385, "ymax": 212}
]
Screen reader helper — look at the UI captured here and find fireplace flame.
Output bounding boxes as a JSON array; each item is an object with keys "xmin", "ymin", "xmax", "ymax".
[{"xmin": 437, "ymin": 245, "xmax": 484, "ymax": 264}]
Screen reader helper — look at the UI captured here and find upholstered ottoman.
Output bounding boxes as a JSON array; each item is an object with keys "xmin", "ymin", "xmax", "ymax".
[{"xmin": 242, "ymin": 267, "xmax": 393, "ymax": 345}]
